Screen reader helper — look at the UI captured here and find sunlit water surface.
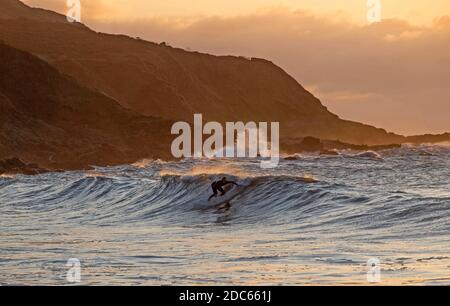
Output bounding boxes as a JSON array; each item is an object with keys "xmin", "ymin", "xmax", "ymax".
[{"xmin": 0, "ymin": 145, "xmax": 449, "ymax": 285}]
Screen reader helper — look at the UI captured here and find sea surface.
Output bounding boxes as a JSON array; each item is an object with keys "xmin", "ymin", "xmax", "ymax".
[{"xmin": 1, "ymin": 144, "xmax": 449, "ymax": 285}]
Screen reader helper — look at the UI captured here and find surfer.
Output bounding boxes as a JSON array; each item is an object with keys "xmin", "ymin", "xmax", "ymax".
[{"xmin": 208, "ymin": 177, "xmax": 238, "ymax": 201}]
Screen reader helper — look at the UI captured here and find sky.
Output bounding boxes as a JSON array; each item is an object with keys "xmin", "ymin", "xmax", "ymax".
[{"xmin": 23, "ymin": 0, "xmax": 450, "ymax": 135}]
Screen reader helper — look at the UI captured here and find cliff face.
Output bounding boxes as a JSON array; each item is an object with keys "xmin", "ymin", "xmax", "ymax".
[
  {"xmin": 0, "ymin": 41, "xmax": 172, "ymax": 169},
  {"xmin": 0, "ymin": 0, "xmax": 405, "ymax": 145}
]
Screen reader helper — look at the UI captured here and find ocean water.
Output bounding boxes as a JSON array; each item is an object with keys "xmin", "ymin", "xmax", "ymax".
[{"xmin": 0, "ymin": 144, "xmax": 449, "ymax": 285}]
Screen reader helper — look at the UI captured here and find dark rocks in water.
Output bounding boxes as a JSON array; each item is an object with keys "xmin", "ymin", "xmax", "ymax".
[
  {"xmin": 0, "ymin": 158, "xmax": 49, "ymax": 175},
  {"xmin": 322, "ymin": 140, "xmax": 401, "ymax": 151},
  {"xmin": 284, "ymin": 155, "xmax": 299, "ymax": 161},
  {"xmin": 369, "ymin": 144, "xmax": 402, "ymax": 151},
  {"xmin": 282, "ymin": 137, "xmax": 402, "ymax": 155},
  {"xmin": 320, "ymin": 149, "xmax": 339, "ymax": 156},
  {"xmin": 321, "ymin": 140, "xmax": 368, "ymax": 151}
]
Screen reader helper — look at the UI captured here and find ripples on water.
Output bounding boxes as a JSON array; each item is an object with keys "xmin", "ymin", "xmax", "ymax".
[{"xmin": 0, "ymin": 145, "xmax": 449, "ymax": 285}]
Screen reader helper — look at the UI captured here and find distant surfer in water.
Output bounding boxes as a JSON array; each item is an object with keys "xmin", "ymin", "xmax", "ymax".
[{"xmin": 208, "ymin": 177, "xmax": 238, "ymax": 201}]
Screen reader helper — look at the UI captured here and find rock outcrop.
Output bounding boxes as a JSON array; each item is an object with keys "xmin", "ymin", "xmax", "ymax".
[
  {"xmin": 281, "ymin": 137, "xmax": 402, "ymax": 154},
  {"xmin": 0, "ymin": 41, "xmax": 173, "ymax": 171},
  {"xmin": 0, "ymin": 158, "xmax": 49, "ymax": 175}
]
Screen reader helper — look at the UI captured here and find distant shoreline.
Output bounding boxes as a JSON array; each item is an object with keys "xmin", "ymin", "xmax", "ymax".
[{"xmin": 2, "ymin": 137, "xmax": 449, "ymax": 176}]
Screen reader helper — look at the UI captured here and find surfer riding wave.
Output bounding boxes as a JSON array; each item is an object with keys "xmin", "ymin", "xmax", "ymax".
[{"xmin": 208, "ymin": 177, "xmax": 238, "ymax": 201}]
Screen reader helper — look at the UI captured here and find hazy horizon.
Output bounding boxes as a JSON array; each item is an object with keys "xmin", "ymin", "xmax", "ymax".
[{"xmin": 22, "ymin": 0, "xmax": 450, "ymax": 136}]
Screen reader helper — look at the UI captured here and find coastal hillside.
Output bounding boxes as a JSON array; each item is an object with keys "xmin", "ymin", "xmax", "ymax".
[{"xmin": 0, "ymin": 0, "xmax": 405, "ymax": 145}]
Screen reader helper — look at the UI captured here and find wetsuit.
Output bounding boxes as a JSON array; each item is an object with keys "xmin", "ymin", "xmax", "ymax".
[{"xmin": 208, "ymin": 180, "xmax": 238, "ymax": 201}]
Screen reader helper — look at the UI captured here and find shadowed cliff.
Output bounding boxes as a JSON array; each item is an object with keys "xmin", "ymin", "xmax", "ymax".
[{"xmin": 0, "ymin": 41, "xmax": 172, "ymax": 170}]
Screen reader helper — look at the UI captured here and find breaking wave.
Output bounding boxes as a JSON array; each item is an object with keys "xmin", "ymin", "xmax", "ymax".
[{"xmin": 1, "ymin": 143, "xmax": 449, "ymax": 285}]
